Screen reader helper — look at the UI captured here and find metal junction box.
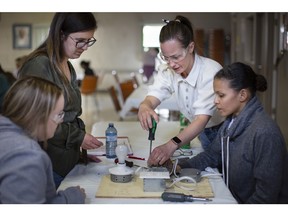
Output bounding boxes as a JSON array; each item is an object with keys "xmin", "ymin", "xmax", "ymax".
[{"xmin": 139, "ymin": 167, "xmax": 170, "ymax": 192}]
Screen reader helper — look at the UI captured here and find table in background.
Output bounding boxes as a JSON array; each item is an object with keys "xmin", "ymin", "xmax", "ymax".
[
  {"xmin": 119, "ymin": 85, "xmax": 179, "ymax": 119},
  {"xmin": 58, "ymin": 121, "xmax": 237, "ymax": 204}
]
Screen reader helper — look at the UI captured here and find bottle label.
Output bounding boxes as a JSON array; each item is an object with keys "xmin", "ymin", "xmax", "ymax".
[
  {"xmin": 106, "ymin": 135, "xmax": 117, "ymax": 158},
  {"xmin": 106, "ymin": 135, "xmax": 117, "ymax": 142},
  {"xmin": 106, "ymin": 142, "xmax": 117, "ymax": 158}
]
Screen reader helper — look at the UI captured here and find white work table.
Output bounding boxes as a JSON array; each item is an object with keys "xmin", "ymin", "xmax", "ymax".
[{"xmin": 58, "ymin": 121, "xmax": 237, "ymax": 204}]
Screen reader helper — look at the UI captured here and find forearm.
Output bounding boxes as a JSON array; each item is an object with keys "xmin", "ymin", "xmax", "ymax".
[
  {"xmin": 178, "ymin": 154, "xmax": 207, "ymax": 170},
  {"xmin": 139, "ymin": 96, "xmax": 161, "ymax": 110},
  {"xmin": 178, "ymin": 149, "xmax": 219, "ymax": 170}
]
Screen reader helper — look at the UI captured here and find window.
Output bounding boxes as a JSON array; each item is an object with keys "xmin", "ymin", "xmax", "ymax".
[{"xmin": 142, "ymin": 25, "xmax": 162, "ymax": 50}]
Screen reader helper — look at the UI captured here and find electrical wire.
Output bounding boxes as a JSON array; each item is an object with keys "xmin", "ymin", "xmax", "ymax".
[
  {"xmin": 167, "ymin": 158, "xmax": 222, "ymax": 192},
  {"xmin": 166, "ymin": 176, "xmax": 197, "ymax": 191}
]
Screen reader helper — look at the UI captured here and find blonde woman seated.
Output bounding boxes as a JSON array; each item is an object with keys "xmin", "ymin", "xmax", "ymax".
[{"xmin": 0, "ymin": 76, "xmax": 86, "ymax": 203}]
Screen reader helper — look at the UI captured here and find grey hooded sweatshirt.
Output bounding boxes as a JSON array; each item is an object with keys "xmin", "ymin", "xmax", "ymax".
[
  {"xmin": 0, "ymin": 115, "xmax": 85, "ymax": 204},
  {"xmin": 178, "ymin": 96, "xmax": 288, "ymax": 203}
]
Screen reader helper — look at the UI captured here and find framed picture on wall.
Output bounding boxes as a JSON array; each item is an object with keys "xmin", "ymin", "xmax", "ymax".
[{"xmin": 13, "ymin": 24, "xmax": 32, "ymax": 49}]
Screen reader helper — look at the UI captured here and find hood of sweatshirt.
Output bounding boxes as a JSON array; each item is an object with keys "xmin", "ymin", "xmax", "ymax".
[
  {"xmin": 220, "ymin": 96, "xmax": 263, "ymax": 139},
  {"xmin": 0, "ymin": 115, "xmax": 37, "ymax": 157},
  {"xmin": 0, "ymin": 115, "xmax": 24, "ymax": 135},
  {"xmin": 218, "ymin": 96, "xmax": 263, "ymax": 186}
]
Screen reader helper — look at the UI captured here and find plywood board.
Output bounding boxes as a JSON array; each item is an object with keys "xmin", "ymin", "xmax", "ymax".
[{"xmin": 96, "ymin": 175, "xmax": 214, "ymax": 198}]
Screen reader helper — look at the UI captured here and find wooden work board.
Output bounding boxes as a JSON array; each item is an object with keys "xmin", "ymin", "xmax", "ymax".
[{"xmin": 96, "ymin": 175, "xmax": 214, "ymax": 198}]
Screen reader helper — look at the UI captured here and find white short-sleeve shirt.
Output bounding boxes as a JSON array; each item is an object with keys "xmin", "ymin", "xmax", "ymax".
[{"xmin": 147, "ymin": 54, "xmax": 224, "ymax": 128}]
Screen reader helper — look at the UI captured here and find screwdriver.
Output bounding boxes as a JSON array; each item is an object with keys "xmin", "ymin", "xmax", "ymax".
[
  {"xmin": 161, "ymin": 192, "xmax": 212, "ymax": 202},
  {"xmin": 148, "ymin": 117, "xmax": 157, "ymax": 155}
]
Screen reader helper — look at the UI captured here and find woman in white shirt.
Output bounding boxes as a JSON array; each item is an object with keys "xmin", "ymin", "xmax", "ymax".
[{"xmin": 138, "ymin": 15, "xmax": 224, "ymax": 166}]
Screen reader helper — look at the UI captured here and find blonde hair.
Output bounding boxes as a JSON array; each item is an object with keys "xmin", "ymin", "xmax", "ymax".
[{"xmin": 2, "ymin": 76, "xmax": 63, "ymax": 143}]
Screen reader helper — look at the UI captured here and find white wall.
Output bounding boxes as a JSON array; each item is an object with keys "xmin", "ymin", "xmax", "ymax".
[{"xmin": 0, "ymin": 12, "xmax": 231, "ymax": 74}]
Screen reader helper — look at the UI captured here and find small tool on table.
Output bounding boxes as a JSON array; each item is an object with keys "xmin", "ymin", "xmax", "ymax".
[
  {"xmin": 148, "ymin": 117, "xmax": 157, "ymax": 155},
  {"xmin": 161, "ymin": 192, "xmax": 212, "ymax": 202}
]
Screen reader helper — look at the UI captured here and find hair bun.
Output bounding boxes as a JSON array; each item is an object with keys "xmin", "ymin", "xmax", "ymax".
[{"xmin": 256, "ymin": 74, "xmax": 267, "ymax": 92}]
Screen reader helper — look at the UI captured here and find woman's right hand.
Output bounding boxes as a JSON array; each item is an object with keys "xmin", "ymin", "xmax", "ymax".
[
  {"xmin": 138, "ymin": 98, "xmax": 159, "ymax": 131},
  {"xmin": 138, "ymin": 103, "xmax": 159, "ymax": 130},
  {"xmin": 75, "ymin": 185, "xmax": 86, "ymax": 197},
  {"xmin": 81, "ymin": 133, "xmax": 103, "ymax": 150}
]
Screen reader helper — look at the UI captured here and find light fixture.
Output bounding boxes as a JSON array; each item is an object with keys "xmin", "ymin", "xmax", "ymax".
[{"xmin": 109, "ymin": 144, "xmax": 134, "ymax": 183}]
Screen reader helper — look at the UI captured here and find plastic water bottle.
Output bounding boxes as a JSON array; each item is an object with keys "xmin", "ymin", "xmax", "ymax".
[{"xmin": 105, "ymin": 123, "xmax": 117, "ymax": 158}]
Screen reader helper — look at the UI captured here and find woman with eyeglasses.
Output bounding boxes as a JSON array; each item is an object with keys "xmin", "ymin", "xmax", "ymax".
[
  {"xmin": 0, "ymin": 77, "xmax": 86, "ymax": 203},
  {"xmin": 18, "ymin": 13, "xmax": 103, "ymax": 188},
  {"xmin": 138, "ymin": 15, "xmax": 224, "ymax": 166}
]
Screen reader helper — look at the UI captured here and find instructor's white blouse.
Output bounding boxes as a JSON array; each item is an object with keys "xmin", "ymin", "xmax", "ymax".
[{"xmin": 148, "ymin": 54, "xmax": 224, "ymax": 128}]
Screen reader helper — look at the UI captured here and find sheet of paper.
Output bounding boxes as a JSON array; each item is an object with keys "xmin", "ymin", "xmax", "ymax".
[{"xmin": 87, "ymin": 136, "xmax": 133, "ymax": 156}]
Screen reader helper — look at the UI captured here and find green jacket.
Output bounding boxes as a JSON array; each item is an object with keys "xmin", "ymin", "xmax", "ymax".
[
  {"xmin": 0, "ymin": 74, "xmax": 10, "ymax": 113},
  {"xmin": 18, "ymin": 55, "xmax": 85, "ymax": 177}
]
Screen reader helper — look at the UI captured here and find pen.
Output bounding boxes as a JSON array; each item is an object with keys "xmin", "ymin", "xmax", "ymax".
[{"xmin": 127, "ymin": 155, "xmax": 146, "ymax": 161}]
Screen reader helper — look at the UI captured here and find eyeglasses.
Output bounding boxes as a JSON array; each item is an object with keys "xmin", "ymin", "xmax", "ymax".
[
  {"xmin": 160, "ymin": 46, "xmax": 189, "ymax": 64},
  {"xmin": 51, "ymin": 111, "xmax": 65, "ymax": 124},
  {"xmin": 68, "ymin": 35, "xmax": 96, "ymax": 49}
]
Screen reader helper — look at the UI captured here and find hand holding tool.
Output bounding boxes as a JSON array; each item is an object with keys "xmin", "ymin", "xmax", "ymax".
[
  {"xmin": 148, "ymin": 117, "xmax": 157, "ymax": 155},
  {"xmin": 161, "ymin": 192, "xmax": 212, "ymax": 202}
]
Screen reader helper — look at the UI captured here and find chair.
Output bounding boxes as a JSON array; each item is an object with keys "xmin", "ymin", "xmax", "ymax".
[
  {"xmin": 108, "ymin": 86, "xmax": 122, "ymax": 113},
  {"xmin": 112, "ymin": 70, "xmax": 121, "ymax": 85},
  {"xmin": 80, "ymin": 75, "xmax": 99, "ymax": 113},
  {"xmin": 130, "ymin": 72, "xmax": 139, "ymax": 88},
  {"xmin": 120, "ymin": 79, "xmax": 136, "ymax": 102},
  {"xmin": 112, "ymin": 70, "xmax": 138, "ymax": 106},
  {"xmin": 108, "ymin": 86, "xmax": 138, "ymax": 121},
  {"xmin": 111, "ymin": 70, "xmax": 124, "ymax": 106}
]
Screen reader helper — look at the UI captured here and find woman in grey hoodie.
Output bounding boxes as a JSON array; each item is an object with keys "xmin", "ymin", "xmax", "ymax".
[
  {"xmin": 177, "ymin": 62, "xmax": 288, "ymax": 203},
  {"xmin": 0, "ymin": 76, "xmax": 85, "ymax": 203}
]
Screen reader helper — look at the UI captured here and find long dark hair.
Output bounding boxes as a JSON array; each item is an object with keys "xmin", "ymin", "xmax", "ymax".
[{"xmin": 20, "ymin": 13, "xmax": 97, "ymax": 98}]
